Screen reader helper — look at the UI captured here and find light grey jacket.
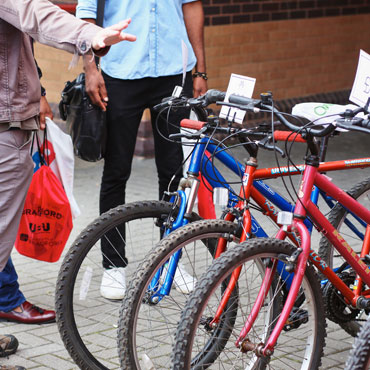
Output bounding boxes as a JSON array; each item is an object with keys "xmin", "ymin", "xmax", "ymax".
[{"xmin": 0, "ymin": 0, "xmax": 104, "ymax": 123}]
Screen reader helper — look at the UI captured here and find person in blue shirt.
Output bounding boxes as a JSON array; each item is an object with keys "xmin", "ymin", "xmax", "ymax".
[{"xmin": 77, "ymin": 0, "xmax": 207, "ymax": 300}]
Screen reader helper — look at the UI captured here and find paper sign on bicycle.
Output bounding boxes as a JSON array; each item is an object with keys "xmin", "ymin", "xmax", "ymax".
[
  {"xmin": 350, "ymin": 49, "xmax": 370, "ymax": 108},
  {"xmin": 220, "ymin": 73, "xmax": 256, "ymax": 124}
]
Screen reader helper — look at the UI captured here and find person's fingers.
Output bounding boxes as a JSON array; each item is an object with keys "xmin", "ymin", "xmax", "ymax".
[
  {"xmin": 98, "ymin": 82, "xmax": 109, "ymax": 105},
  {"xmin": 92, "ymin": 19, "xmax": 136, "ymax": 49},
  {"xmin": 39, "ymin": 112, "xmax": 46, "ymax": 130},
  {"xmin": 121, "ymin": 33, "xmax": 137, "ymax": 42},
  {"xmin": 108, "ymin": 18, "xmax": 131, "ymax": 32},
  {"xmin": 93, "ymin": 92, "xmax": 106, "ymax": 110},
  {"xmin": 87, "ymin": 88, "xmax": 103, "ymax": 109},
  {"xmin": 94, "ymin": 30, "xmax": 136, "ymax": 49}
]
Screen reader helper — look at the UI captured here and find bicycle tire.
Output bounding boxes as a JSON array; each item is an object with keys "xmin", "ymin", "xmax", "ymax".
[
  {"xmin": 344, "ymin": 315, "xmax": 370, "ymax": 370},
  {"xmin": 117, "ymin": 219, "xmax": 239, "ymax": 370},
  {"xmin": 55, "ymin": 200, "xmax": 200, "ymax": 370},
  {"xmin": 318, "ymin": 177, "xmax": 370, "ymax": 336},
  {"xmin": 173, "ymin": 238, "xmax": 326, "ymax": 370}
]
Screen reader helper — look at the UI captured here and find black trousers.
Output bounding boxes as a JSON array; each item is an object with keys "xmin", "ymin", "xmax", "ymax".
[{"xmin": 100, "ymin": 72, "xmax": 193, "ymax": 268}]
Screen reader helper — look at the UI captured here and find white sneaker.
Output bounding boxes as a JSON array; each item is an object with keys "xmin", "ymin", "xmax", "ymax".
[
  {"xmin": 100, "ymin": 267, "xmax": 126, "ymax": 300},
  {"xmin": 172, "ymin": 263, "xmax": 197, "ymax": 294}
]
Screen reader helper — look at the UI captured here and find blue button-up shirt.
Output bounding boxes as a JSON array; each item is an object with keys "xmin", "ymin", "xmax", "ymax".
[{"xmin": 76, "ymin": 0, "xmax": 197, "ymax": 80}]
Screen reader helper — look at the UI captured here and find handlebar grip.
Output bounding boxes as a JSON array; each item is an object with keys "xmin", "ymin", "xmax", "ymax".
[
  {"xmin": 229, "ymin": 94, "xmax": 258, "ymax": 106},
  {"xmin": 273, "ymin": 131, "xmax": 306, "ymax": 143},
  {"xmin": 359, "ymin": 118, "xmax": 370, "ymax": 129},
  {"xmin": 180, "ymin": 119, "xmax": 206, "ymax": 130},
  {"xmin": 206, "ymin": 89, "xmax": 226, "ymax": 104}
]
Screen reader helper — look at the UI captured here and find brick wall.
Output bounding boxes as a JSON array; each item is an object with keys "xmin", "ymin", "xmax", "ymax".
[
  {"xmin": 203, "ymin": 0, "xmax": 370, "ymax": 26},
  {"xmin": 204, "ymin": 14, "xmax": 370, "ymax": 100},
  {"xmin": 36, "ymin": 13, "xmax": 370, "ymax": 104},
  {"xmin": 53, "ymin": 1, "xmax": 370, "ymax": 26},
  {"xmin": 40, "ymin": 1, "xmax": 370, "ymax": 157}
]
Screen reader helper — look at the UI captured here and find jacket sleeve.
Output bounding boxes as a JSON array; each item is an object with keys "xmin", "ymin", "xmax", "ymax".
[{"xmin": 0, "ymin": 0, "xmax": 105, "ymax": 55}]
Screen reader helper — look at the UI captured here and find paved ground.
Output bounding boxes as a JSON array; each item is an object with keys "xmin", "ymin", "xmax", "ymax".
[{"xmin": 1, "ymin": 129, "xmax": 370, "ymax": 369}]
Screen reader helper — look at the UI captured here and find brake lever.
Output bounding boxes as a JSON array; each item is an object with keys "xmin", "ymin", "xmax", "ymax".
[
  {"xmin": 169, "ymin": 133, "xmax": 197, "ymax": 140},
  {"xmin": 258, "ymin": 136, "xmax": 286, "ymax": 158},
  {"xmin": 169, "ymin": 126, "xmax": 207, "ymax": 140}
]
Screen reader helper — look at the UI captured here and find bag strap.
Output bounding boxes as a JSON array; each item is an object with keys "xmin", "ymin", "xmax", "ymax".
[
  {"xmin": 31, "ymin": 131, "xmax": 47, "ymax": 167},
  {"xmin": 95, "ymin": 0, "xmax": 105, "ymax": 67},
  {"xmin": 43, "ymin": 125, "xmax": 50, "ymax": 166}
]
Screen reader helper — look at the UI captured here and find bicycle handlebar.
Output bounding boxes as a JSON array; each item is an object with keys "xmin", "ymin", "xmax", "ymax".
[
  {"xmin": 153, "ymin": 89, "xmax": 226, "ymax": 112},
  {"xmin": 228, "ymin": 94, "xmax": 370, "ymax": 137},
  {"xmin": 180, "ymin": 119, "xmax": 305, "ymax": 142}
]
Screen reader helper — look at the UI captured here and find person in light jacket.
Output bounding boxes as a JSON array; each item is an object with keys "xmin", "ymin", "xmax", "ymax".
[{"xmin": 0, "ymin": 1, "xmax": 135, "ymax": 368}]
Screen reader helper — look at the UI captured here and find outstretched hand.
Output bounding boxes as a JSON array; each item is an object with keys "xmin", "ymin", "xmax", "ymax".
[{"xmin": 92, "ymin": 19, "xmax": 136, "ymax": 50}]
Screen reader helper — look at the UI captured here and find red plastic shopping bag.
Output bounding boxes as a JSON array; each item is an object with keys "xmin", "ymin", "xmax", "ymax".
[{"xmin": 15, "ymin": 165, "xmax": 73, "ymax": 262}]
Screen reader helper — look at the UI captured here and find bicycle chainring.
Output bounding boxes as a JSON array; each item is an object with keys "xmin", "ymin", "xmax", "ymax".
[{"xmin": 323, "ymin": 272, "xmax": 360, "ymax": 324}]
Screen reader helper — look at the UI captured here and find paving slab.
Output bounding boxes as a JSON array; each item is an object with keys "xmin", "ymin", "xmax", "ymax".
[{"xmin": 1, "ymin": 129, "xmax": 370, "ymax": 369}]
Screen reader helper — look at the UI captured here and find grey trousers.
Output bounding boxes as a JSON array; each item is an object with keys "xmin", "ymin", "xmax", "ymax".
[{"xmin": 0, "ymin": 129, "xmax": 33, "ymax": 271}]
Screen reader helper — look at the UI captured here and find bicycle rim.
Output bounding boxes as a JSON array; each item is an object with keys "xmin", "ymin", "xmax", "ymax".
[
  {"xmin": 56, "ymin": 201, "xmax": 193, "ymax": 370},
  {"xmin": 118, "ymin": 219, "xmax": 239, "ymax": 370},
  {"xmin": 173, "ymin": 239, "xmax": 326, "ymax": 370}
]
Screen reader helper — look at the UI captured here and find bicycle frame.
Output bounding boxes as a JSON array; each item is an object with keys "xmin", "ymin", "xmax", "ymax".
[
  {"xmin": 148, "ymin": 134, "xmax": 370, "ymax": 302},
  {"xmin": 232, "ymin": 158, "xmax": 370, "ymax": 356}
]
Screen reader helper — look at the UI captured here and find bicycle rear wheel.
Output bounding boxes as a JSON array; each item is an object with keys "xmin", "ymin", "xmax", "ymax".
[
  {"xmin": 55, "ymin": 200, "xmax": 200, "ymax": 370},
  {"xmin": 173, "ymin": 238, "xmax": 326, "ymax": 370},
  {"xmin": 117, "ymin": 219, "xmax": 239, "ymax": 370}
]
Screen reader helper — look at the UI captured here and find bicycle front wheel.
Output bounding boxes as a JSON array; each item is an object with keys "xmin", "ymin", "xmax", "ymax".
[
  {"xmin": 173, "ymin": 238, "xmax": 326, "ymax": 370},
  {"xmin": 344, "ymin": 315, "xmax": 370, "ymax": 370},
  {"xmin": 117, "ymin": 219, "xmax": 239, "ymax": 370},
  {"xmin": 55, "ymin": 200, "xmax": 200, "ymax": 370}
]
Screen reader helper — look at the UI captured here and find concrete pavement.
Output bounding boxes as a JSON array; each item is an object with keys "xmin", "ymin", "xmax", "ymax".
[{"xmin": 1, "ymin": 129, "xmax": 370, "ymax": 369}]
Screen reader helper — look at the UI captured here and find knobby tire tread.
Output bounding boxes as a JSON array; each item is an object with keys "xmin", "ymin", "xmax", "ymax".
[
  {"xmin": 117, "ymin": 219, "xmax": 238, "ymax": 370},
  {"xmin": 55, "ymin": 200, "xmax": 200, "ymax": 370},
  {"xmin": 345, "ymin": 316, "xmax": 370, "ymax": 370},
  {"xmin": 173, "ymin": 238, "xmax": 326, "ymax": 370}
]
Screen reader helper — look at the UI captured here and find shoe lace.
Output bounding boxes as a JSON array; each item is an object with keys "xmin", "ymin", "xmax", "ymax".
[{"xmin": 30, "ymin": 304, "xmax": 45, "ymax": 314}]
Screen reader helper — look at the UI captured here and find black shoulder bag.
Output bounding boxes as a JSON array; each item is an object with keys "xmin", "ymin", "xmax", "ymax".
[{"xmin": 59, "ymin": 0, "xmax": 106, "ymax": 162}]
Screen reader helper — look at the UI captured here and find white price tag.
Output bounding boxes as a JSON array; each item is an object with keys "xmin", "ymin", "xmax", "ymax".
[
  {"xmin": 220, "ymin": 74, "xmax": 256, "ymax": 124},
  {"xmin": 349, "ymin": 50, "xmax": 370, "ymax": 107},
  {"xmin": 277, "ymin": 211, "xmax": 293, "ymax": 226},
  {"xmin": 79, "ymin": 266, "xmax": 93, "ymax": 301},
  {"xmin": 213, "ymin": 187, "xmax": 229, "ymax": 207},
  {"xmin": 172, "ymin": 85, "xmax": 183, "ymax": 98}
]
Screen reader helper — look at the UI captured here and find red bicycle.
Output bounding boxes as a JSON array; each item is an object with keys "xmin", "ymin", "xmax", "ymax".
[{"xmin": 172, "ymin": 93, "xmax": 370, "ymax": 369}]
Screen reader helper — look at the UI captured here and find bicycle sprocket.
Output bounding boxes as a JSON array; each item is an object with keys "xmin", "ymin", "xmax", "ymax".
[{"xmin": 323, "ymin": 272, "xmax": 360, "ymax": 324}]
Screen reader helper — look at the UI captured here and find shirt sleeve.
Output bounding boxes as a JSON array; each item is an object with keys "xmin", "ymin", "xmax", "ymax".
[
  {"xmin": 0, "ymin": 0, "xmax": 105, "ymax": 56},
  {"xmin": 76, "ymin": 0, "xmax": 98, "ymax": 20},
  {"xmin": 182, "ymin": 0, "xmax": 198, "ymax": 3}
]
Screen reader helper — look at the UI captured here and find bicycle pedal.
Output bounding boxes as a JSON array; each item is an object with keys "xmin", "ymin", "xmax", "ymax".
[{"xmin": 283, "ymin": 308, "xmax": 308, "ymax": 331}]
